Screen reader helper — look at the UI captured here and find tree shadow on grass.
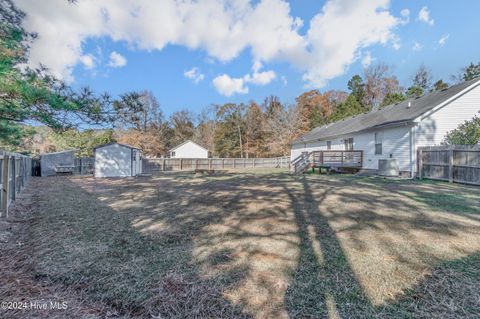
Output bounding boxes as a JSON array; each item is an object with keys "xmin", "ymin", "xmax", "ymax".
[
  {"xmin": 29, "ymin": 177, "xmax": 251, "ymax": 318},
  {"xmin": 349, "ymin": 175, "xmax": 480, "ymax": 219},
  {"xmin": 31, "ymin": 173, "xmax": 480, "ymax": 318},
  {"xmin": 283, "ymin": 175, "xmax": 480, "ymax": 318},
  {"xmin": 284, "ymin": 177, "xmax": 374, "ymax": 318}
]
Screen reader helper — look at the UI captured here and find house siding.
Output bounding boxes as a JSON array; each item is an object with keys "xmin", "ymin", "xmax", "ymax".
[
  {"xmin": 291, "ymin": 125, "xmax": 412, "ymax": 172},
  {"xmin": 361, "ymin": 126, "xmax": 411, "ymax": 172},
  {"xmin": 415, "ymin": 84, "xmax": 480, "ymax": 147},
  {"xmin": 291, "ymin": 81, "xmax": 480, "ymax": 175},
  {"xmin": 171, "ymin": 142, "xmax": 209, "ymax": 158}
]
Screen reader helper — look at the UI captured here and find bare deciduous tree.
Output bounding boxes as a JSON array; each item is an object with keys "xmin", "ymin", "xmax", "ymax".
[
  {"xmin": 264, "ymin": 104, "xmax": 303, "ymax": 156},
  {"xmin": 412, "ymin": 64, "xmax": 433, "ymax": 91},
  {"xmin": 363, "ymin": 63, "xmax": 402, "ymax": 110}
]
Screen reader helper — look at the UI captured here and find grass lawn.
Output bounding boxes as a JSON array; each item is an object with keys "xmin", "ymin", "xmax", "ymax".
[{"xmin": 1, "ymin": 170, "xmax": 480, "ymax": 318}]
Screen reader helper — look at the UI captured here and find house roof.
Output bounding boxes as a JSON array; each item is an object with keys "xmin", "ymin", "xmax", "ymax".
[
  {"xmin": 169, "ymin": 140, "xmax": 208, "ymax": 152},
  {"xmin": 293, "ymin": 78, "xmax": 480, "ymax": 145},
  {"xmin": 93, "ymin": 142, "xmax": 141, "ymax": 151}
]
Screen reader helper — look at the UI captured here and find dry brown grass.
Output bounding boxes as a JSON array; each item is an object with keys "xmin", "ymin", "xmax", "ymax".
[
  {"xmin": 0, "ymin": 181, "xmax": 119, "ymax": 319},
  {"xmin": 1, "ymin": 172, "xmax": 479, "ymax": 318}
]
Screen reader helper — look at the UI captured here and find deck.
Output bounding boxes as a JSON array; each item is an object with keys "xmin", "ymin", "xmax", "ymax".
[
  {"xmin": 292, "ymin": 150, "xmax": 363, "ymax": 174},
  {"xmin": 310, "ymin": 150, "xmax": 363, "ymax": 167}
]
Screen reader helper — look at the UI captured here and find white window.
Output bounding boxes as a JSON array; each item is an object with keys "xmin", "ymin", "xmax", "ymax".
[
  {"xmin": 375, "ymin": 131, "xmax": 383, "ymax": 155},
  {"xmin": 327, "ymin": 141, "xmax": 331, "ymax": 150},
  {"xmin": 171, "ymin": 151, "xmax": 176, "ymax": 157}
]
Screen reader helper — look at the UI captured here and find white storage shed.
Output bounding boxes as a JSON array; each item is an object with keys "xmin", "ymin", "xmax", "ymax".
[{"xmin": 94, "ymin": 143, "xmax": 142, "ymax": 177}]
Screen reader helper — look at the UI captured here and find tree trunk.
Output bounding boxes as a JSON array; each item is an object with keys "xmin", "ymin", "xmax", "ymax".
[{"xmin": 237, "ymin": 123, "xmax": 243, "ymax": 158}]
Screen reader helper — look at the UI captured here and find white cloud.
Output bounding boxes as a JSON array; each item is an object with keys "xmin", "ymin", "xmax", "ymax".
[
  {"xmin": 301, "ymin": 0, "xmax": 401, "ymax": 87},
  {"xmin": 400, "ymin": 8, "xmax": 410, "ymax": 24},
  {"xmin": 245, "ymin": 71, "xmax": 276, "ymax": 85},
  {"xmin": 244, "ymin": 62, "xmax": 276, "ymax": 85},
  {"xmin": 79, "ymin": 54, "xmax": 95, "ymax": 70},
  {"xmin": 281, "ymin": 76, "xmax": 288, "ymax": 86},
  {"xmin": 361, "ymin": 52, "xmax": 374, "ymax": 68},
  {"xmin": 438, "ymin": 34, "xmax": 449, "ymax": 46},
  {"xmin": 16, "ymin": 0, "xmax": 404, "ymax": 87},
  {"xmin": 212, "ymin": 74, "xmax": 249, "ymax": 97},
  {"xmin": 108, "ymin": 51, "xmax": 127, "ymax": 68},
  {"xmin": 392, "ymin": 37, "xmax": 401, "ymax": 50},
  {"xmin": 417, "ymin": 6, "xmax": 434, "ymax": 26},
  {"xmin": 212, "ymin": 63, "xmax": 276, "ymax": 96},
  {"xmin": 412, "ymin": 41, "xmax": 423, "ymax": 51},
  {"xmin": 184, "ymin": 67, "xmax": 205, "ymax": 84}
]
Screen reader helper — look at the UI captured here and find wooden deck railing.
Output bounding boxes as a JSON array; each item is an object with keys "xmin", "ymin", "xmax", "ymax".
[
  {"xmin": 291, "ymin": 152, "xmax": 310, "ymax": 174},
  {"xmin": 310, "ymin": 150, "xmax": 363, "ymax": 167},
  {"xmin": 291, "ymin": 150, "xmax": 363, "ymax": 174}
]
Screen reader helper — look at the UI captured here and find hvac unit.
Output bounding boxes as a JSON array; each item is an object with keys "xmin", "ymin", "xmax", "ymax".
[{"xmin": 378, "ymin": 159, "xmax": 399, "ymax": 177}]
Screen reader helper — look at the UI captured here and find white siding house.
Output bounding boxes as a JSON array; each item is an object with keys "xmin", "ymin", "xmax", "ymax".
[
  {"xmin": 94, "ymin": 143, "xmax": 142, "ymax": 177},
  {"xmin": 292, "ymin": 79, "xmax": 480, "ymax": 176},
  {"xmin": 169, "ymin": 140, "xmax": 209, "ymax": 158}
]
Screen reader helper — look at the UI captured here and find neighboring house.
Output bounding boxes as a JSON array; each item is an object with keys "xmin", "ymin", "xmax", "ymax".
[
  {"xmin": 169, "ymin": 140, "xmax": 209, "ymax": 158},
  {"xmin": 291, "ymin": 78, "xmax": 480, "ymax": 176},
  {"xmin": 94, "ymin": 142, "xmax": 142, "ymax": 177},
  {"xmin": 40, "ymin": 150, "xmax": 76, "ymax": 176}
]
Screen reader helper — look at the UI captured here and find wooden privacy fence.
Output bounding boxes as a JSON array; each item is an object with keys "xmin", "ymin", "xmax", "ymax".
[
  {"xmin": 0, "ymin": 151, "xmax": 32, "ymax": 217},
  {"xmin": 142, "ymin": 156, "xmax": 290, "ymax": 173},
  {"xmin": 74, "ymin": 157, "xmax": 95, "ymax": 175},
  {"xmin": 418, "ymin": 146, "xmax": 480, "ymax": 186}
]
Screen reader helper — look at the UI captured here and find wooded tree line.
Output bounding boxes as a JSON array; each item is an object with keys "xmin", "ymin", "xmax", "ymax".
[{"xmin": 1, "ymin": 0, "xmax": 479, "ymax": 157}]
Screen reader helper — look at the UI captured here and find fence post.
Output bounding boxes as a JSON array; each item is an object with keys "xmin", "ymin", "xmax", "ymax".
[
  {"xmin": 11, "ymin": 157, "xmax": 16, "ymax": 200},
  {"xmin": 180, "ymin": 159, "xmax": 183, "ymax": 171},
  {"xmin": 448, "ymin": 147, "xmax": 454, "ymax": 183},
  {"xmin": 208, "ymin": 159, "xmax": 212, "ymax": 170},
  {"xmin": 1, "ymin": 155, "xmax": 10, "ymax": 217},
  {"xmin": 418, "ymin": 148, "xmax": 423, "ymax": 180},
  {"xmin": 163, "ymin": 158, "xmax": 166, "ymax": 171}
]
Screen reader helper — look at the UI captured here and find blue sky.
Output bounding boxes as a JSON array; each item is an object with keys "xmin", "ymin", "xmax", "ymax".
[{"xmin": 16, "ymin": 0, "xmax": 480, "ymax": 117}]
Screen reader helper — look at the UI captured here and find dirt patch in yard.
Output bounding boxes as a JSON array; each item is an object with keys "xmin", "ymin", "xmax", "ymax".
[{"xmin": 1, "ymin": 172, "xmax": 479, "ymax": 318}]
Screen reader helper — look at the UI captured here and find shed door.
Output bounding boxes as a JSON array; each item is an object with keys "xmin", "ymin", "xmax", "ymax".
[{"xmin": 132, "ymin": 150, "xmax": 137, "ymax": 176}]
